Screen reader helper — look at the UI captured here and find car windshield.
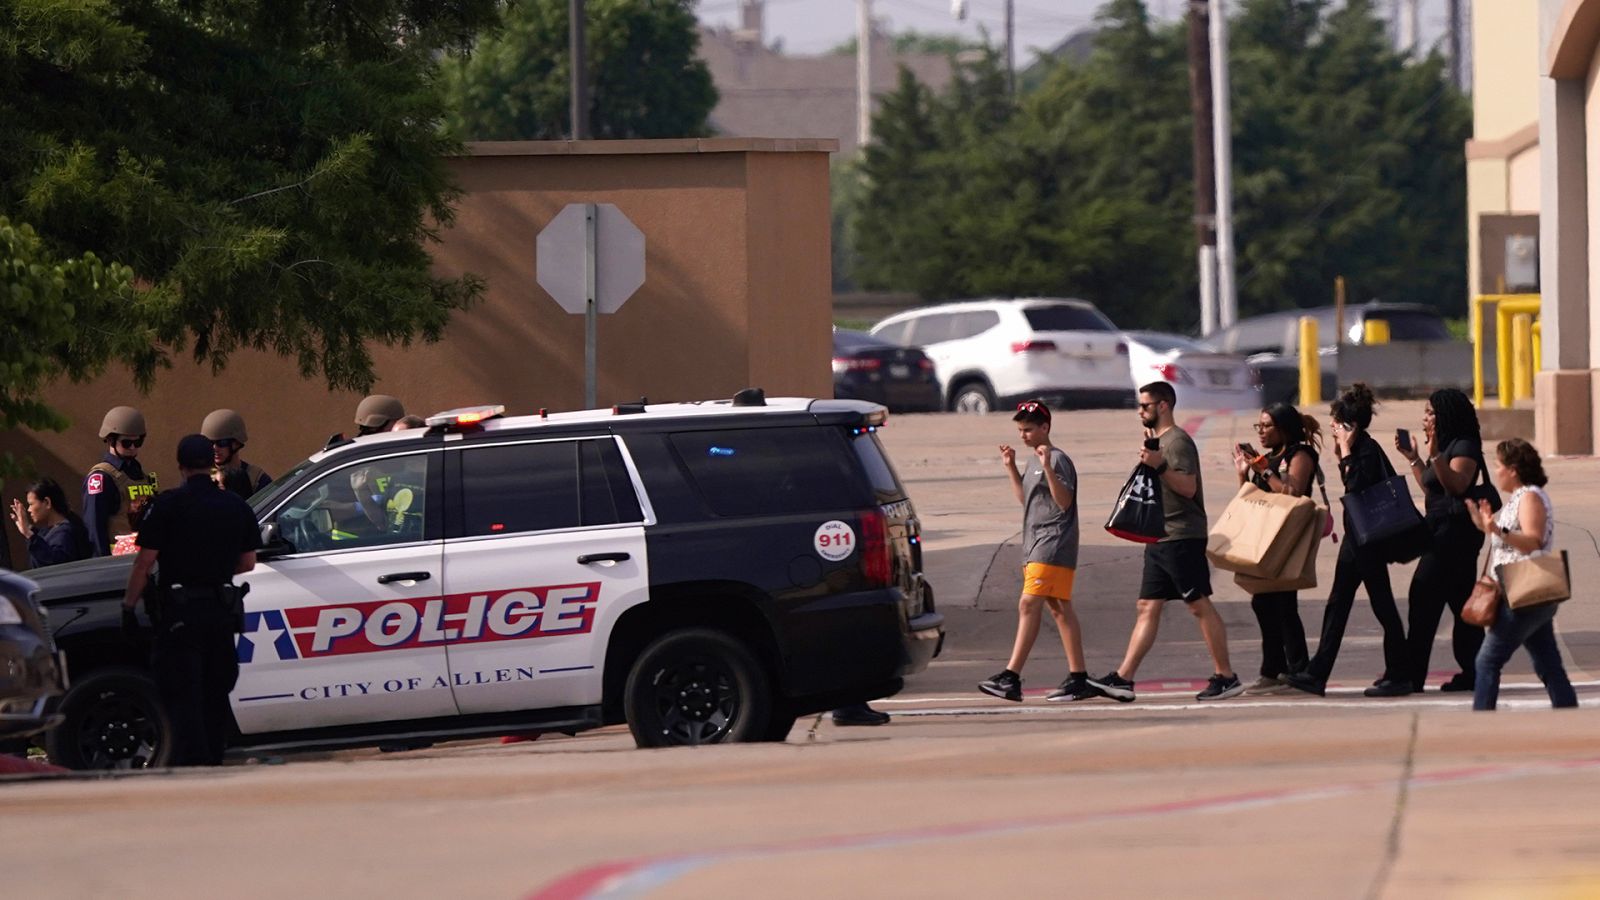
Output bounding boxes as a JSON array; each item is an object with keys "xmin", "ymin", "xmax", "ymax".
[
  {"xmin": 1367, "ymin": 310, "xmax": 1450, "ymax": 341},
  {"xmin": 1023, "ymin": 305, "xmax": 1116, "ymax": 332},
  {"xmin": 1130, "ymin": 332, "xmax": 1206, "ymax": 353},
  {"xmin": 249, "ymin": 459, "xmax": 318, "ymax": 517},
  {"xmin": 834, "ymin": 330, "xmax": 895, "ymax": 353}
]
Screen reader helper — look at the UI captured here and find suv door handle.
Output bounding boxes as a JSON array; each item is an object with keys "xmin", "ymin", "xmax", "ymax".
[
  {"xmin": 377, "ymin": 571, "xmax": 432, "ymax": 585},
  {"xmin": 577, "ymin": 552, "xmax": 630, "ymax": 565}
]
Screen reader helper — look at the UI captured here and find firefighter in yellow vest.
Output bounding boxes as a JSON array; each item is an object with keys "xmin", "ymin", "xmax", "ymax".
[
  {"xmin": 84, "ymin": 406, "xmax": 160, "ymax": 556},
  {"xmin": 201, "ymin": 409, "xmax": 272, "ymax": 501}
]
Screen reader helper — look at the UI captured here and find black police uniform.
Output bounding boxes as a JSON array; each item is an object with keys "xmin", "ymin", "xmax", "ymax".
[{"xmin": 136, "ymin": 473, "xmax": 261, "ymax": 766}]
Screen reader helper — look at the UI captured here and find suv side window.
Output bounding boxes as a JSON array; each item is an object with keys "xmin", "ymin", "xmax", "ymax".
[
  {"xmin": 669, "ymin": 427, "xmax": 875, "ymax": 516},
  {"xmin": 952, "ymin": 310, "xmax": 1000, "ymax": 339},
  {"xmin": 458, "ymin": 438, "xmax": 643, "ymax": 537},
  {"xmin": 908, "ymin": 313, "xmax": 957, "ymax": 345},
  {"xmin": 872, "ymin": 319, "xmax": 912, "ymax": 346},
  {"xmin": 272, "ymin": 452, "xmax": 433, "ymax": 553}
]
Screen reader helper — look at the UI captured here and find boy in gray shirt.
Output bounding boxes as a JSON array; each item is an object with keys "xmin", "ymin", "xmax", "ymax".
[{"xmin": 978, "ymin": 401, "xmax": 1096, "ymax": 702}]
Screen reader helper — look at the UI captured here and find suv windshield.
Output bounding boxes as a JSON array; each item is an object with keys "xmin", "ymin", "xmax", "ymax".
[
  {"xmin": 1023, "ymin": 305, "xmax": 1116, "ymax": 332},
  {"xmin": 1367, "ymin": 310, "xmax": 1450, "ymax": 341}
]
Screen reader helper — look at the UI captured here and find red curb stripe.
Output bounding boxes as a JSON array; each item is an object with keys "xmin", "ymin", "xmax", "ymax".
[{"xmin": 0, "ymin": 754, "xmax": 68, "ymax": 776}]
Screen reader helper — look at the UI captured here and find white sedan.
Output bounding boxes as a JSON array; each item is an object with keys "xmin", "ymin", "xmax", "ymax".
[{"xmin": 1124, "ymin": 331, "xmax": 1263, "ymax": 412}]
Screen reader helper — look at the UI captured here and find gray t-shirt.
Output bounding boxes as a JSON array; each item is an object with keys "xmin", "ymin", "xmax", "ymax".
[
  {"xmin": 1158, "ymin": 426, "xmax": 1207, "ymax": 542},
  {"xmin": 1022, "ymin": 446, "xmax": 1079, "ymax": 567}
]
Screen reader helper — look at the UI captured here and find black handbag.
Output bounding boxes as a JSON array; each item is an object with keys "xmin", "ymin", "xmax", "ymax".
[
  {"xmin": 1461, "ymin": 453, "xmax": 1502, "ymax": 514},
  {"xmin": 1342, "ymin": 475, "xmax": 1428, "ymax": 548}
]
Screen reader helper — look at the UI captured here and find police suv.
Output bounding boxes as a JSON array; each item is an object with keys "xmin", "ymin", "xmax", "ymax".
[{"xmin": 29, "ymin": 393, "xmax": 943, "ymax": 768}]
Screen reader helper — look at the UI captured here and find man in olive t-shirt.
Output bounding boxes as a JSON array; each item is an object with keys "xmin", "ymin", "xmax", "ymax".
[{"xmin": 1087, "ymin": 382, "xmax": 1243, "ymax": 703}]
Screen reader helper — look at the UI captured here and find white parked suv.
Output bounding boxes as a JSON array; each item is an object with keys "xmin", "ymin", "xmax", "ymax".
[{"xmin": 870, "ymin": 298, "xmax": 1134, "ymax": 412}]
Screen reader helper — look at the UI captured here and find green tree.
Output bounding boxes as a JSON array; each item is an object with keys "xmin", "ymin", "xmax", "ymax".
[
  {"xmin": 1, "ymin": 0, "xmax": 498, "ymax": 424},
  {"xmin": 828, "ymin": 30, "xmax": 981, "ymax": 57},
  {"xmin": 441, "ymin": 0, "xmax": 716, "ymax": 141}
]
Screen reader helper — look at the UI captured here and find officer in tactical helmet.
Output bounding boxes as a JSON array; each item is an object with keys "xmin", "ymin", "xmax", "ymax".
[
  {"xmin": 84, "ymin": 406, "xmax": 160, "ymax": 557},
  {"xmin": 201, "ymin": 409, "xmax": 272, "ymax": 501},
  {"xmin": 355, "ymin": 395, "xmax": 406, "ymax": 435}
]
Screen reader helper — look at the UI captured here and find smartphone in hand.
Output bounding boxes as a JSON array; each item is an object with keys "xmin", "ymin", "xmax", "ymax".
[
  {"xmin": 1395, "ymin": 427, "xmax": 1411, "ymax": 450},
  {"xmin": 1236, "ymin": 442, "xmax": 1259, "ymax": 458}
]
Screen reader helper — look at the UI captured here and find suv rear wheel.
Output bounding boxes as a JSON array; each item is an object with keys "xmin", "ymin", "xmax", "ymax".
[
  {"xmin": 624, "ymin": 628, "xmax": 772, "ymax": 747},
  {"xmin": 950, "ymin": 381, "xmax": 995, "ymax": 414},
  {"xmin": 45, "ymin": 668, "xmax": 171, "ymax": 770}
]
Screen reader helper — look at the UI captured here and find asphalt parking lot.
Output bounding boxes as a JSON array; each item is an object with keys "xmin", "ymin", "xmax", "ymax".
[{"xmin": 6, "ymin": 404, "xmax": 1600, "ymax": 898}]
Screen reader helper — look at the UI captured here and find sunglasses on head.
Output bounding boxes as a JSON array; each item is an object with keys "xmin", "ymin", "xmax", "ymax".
[
  {"xmin": 1016, "ymin": 401, "xmax": 1050, "ymax": 418},
  {"xmin": 116, "ymin": 437, "xmax": 144, "ymax": 449}
]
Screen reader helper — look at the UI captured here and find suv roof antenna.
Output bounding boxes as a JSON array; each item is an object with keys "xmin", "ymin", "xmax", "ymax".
[{"xmin": 732, "ymin": 387, "xmax": 766, "ymax": 407}]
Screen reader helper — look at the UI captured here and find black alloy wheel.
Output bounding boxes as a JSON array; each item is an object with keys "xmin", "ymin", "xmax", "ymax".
[
  {"xmin": 45, "ymin": 668, "xmax": 171, "ymax": 770},
  {"xmin": 624, "ymin": 629, "xmax": 771, "ymax": 748}
]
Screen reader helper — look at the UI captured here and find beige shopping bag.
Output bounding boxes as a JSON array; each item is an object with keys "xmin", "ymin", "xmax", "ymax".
[
  {"xmin": 1498, "ymin": 551, "xmax": 1571, "ymax": 610},
  {"xmin": 1234, "ymin": 505, "xmax": 1327, "ymax": 593},
  {"xmin": 1206, "ymin": 483, "xmax": 1318, "ymax": 578}
]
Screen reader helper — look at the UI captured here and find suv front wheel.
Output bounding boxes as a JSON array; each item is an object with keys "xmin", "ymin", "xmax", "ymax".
[
  {"xmin": 950, "ymin": 381, "xmax": 996, "ymax": 414},
  {"xmin": 624, "ymin": 628, "xmax": 772, "ymax": 747},
  {"xmin": 45, "ymin": 668, "xmax": 172, "ymax": 770}
]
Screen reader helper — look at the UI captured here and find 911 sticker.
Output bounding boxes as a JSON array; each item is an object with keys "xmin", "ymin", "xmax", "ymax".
[
  {"xmin": 236, "ymin": 582, "xmax": 599, "ymax": 663},
  {"xmin": 814, "ymin": 520, "xmax": 856, "ymax": 561}
]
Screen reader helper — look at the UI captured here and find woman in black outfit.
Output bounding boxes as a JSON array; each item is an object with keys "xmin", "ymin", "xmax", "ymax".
[
  {"xmin": 1398, "ymin": 387, "xmax": 1490, "ymax": 692},
  {"xmin": 1231, "ymin": 403, "xmax": 1321, "ymax": 693},
  {"xmin": 1286, "ymin": 384, "xmax": 1411, "ymax": 697},
  {"xmin": 8, "ymin": 478, "xmax": 91, "ymax": 568}
]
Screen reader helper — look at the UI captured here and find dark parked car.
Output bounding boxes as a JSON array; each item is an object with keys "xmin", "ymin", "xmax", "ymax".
[
  {"xmin": 833, "ymin": 329, "xmax": 942, "ymax": 412},
  {"xmin": 1200, "ymin": 302, "xmax": 1452, "ymax": 405},
  {"xmin": 0, "ymin": 569, "xmax": 63, "ymax": 742}
]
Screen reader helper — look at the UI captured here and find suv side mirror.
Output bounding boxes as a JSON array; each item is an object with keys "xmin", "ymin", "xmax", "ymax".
[{"xmin": 258, "ymin": 521, "xmax": 294, "ymax": 559}]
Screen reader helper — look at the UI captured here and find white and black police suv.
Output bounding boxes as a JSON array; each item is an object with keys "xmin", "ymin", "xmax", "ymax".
[{"xmin": 28, "ymin": 392, "xmax": 943, "ymax": 768}]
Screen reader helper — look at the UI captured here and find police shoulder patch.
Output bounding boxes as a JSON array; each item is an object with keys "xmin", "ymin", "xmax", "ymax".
[{"xmin": 87, "ymin": 472, "xmax": 106, "ymax": 495}]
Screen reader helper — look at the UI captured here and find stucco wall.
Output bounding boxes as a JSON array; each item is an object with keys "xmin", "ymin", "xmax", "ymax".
[
  {"xmin": 1474, "ymin": 0, "xmax": 1543, "ymax": 140},
  {"xmin": 0, "ymin": 139, "xmax": 837, "ymax": 569}
]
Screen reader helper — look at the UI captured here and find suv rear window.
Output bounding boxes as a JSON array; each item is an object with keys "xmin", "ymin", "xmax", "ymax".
[
  {"xmin": 852, "ymin": 433, "xmax": 907, "ymax": 504},
  {"xmin": 1023, "ymin": 305, "xmax": 1116, "ymax": 332},
  {"xmin": 670, "ymin": 428, "xmax": 874, "ymax": 516}
]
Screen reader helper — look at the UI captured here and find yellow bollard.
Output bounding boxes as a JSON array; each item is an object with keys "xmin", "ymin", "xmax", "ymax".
[
  {"xmin": 1532, "ymin": 319, "xmax": 1543, "ymax": 375},
  {"xmin": 1511, "ymin": 313, "xmax": 1533, "ymax": 404},
  {"xmin": 1362, "ymin": 318, "xmax": 1391, "ymax": 345},
  {"xmin": 1298, "ymin": 316, "xmax": 1320, "ymax": 407}
]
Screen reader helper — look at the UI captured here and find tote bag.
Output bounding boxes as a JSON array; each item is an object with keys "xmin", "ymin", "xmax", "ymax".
[{"xmin": 1105, "ymin": 464, "xmax": 1167, "ymax": 543}]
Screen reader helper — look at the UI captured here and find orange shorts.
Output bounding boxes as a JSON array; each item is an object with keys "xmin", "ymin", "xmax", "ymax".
[{"xmin": 1022, "ymin": 562, "xmax": 1076, "ymax": 601}]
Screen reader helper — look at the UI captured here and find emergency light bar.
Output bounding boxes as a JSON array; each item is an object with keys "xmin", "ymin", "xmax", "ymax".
[{"xmin": 426, "ymin": 405, "xmax": 506, "ymax": 429}]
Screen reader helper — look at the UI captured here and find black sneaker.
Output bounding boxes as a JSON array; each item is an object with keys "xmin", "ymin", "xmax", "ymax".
[
  {"xmin": 1044, "ymin": 675, "xmax": 1099, "ymax": 702},
  {"xmin": 978, "ymin": 670, "xmax": 1023, "ymax": 702},
  {"xmin": 1197, "ymin": 673, "xmax": 1245, "ymax": 701},
  {"xmin": 1282, "ymin": 671, "xmax": 1326, "ymax": 697},
  {"xmin": 1362, "ymin": 679, "xmax": 1413, "ymax": 698},
  {"xmin": 1086, "ymin": 671, "xmax": 1136, "ymax": 703},
  {"xmin": 1439, "ymin": 673, "xmax": 1475, "ymax": 693}
]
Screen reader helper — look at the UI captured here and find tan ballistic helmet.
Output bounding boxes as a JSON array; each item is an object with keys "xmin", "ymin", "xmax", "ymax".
[
  {"xmin": 98, "ymin": 406, "xmax": 148, "ymax": 440},
  {"xmin": 354, "ymin": 394, "xmax": 405, "ymax": 429},
  {"xmin": 201, "ymin": 409, "xmax": 248, "ymax": 445}
]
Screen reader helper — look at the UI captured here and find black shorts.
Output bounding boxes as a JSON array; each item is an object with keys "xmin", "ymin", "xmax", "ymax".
[{"xmin": 1139, "ymin": 539, "xmax": 1213, "ymax": 601}]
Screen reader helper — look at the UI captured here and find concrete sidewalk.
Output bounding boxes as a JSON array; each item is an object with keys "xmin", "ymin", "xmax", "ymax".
[{"xmin": 878, "ymin": 404, "xmax": 1600, "ymax": 690}]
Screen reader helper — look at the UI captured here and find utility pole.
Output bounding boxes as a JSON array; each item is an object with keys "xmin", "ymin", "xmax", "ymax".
[
  {"xmin": 1004, "ymin": 0, "xmax": 1015, "ymax": 96},
  {"xmin": 857, "ymin": 0, "xmax": 872, "ymax": 147},
  {"xmin": 1186, "ymin": 1, "xmax": 1217, "ymax": 336},
  {"xmin": 1447, "ymin": 0, "xmax": 1463, "ymax": 89},
  {"xmin": 569, "ymin": 0, "xmax": 589, "ymax": 139},
  {"xmin": 1210, "ymin": 0, "xmax": 1237, "ymax": 328},
  {"xmin": 1398, "ymin": 0, "xmax": 1418, "ymax": 57}
]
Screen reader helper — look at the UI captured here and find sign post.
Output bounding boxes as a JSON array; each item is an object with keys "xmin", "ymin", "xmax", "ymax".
[{"xmin": 537, "ymin": 203, "xmax": 645, "ymax": 407}]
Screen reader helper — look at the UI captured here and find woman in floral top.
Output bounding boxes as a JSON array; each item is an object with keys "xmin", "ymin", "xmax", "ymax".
[{"xmin": 1464, "ymin": 438, "xmax": 1577, "ymax": 711}]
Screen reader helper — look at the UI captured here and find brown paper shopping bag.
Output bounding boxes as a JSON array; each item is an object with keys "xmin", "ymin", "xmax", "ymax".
[
  {"xmin": 1206, "ymin": 483, "xmax": 1318, "ymax": 578},
  {"xmin": 1234, "ymin": 505, "xmax": 1326, "ymax": 593}
]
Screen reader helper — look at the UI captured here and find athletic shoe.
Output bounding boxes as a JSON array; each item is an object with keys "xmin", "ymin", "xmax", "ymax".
[
  {"xmin": 1044, "ymin": 675, "xmax": 1099, "ymax": 702},
  {"xmin": 1245, "ymin": 675, "xmax": 1291, "ymax": 696},
  {"xmin": 1086, "ymin": 671, "xmax": 1136, "ymax": 703},
  {"xmin": 1282, "ymin": 671, "xmax": 1326, "ymax": 697},
  {"xmin": 1197, "ymin": 673, "xmax": 1245, "ymax": 701},
  {"xmin": 832, "ymin": 703, "xmax": 892, "ymax": 726},
  {"xmin": 1439, "ymin": 673, "xmax": 1475, "ymax": 692},
  {"xmin": 978, "ymin": 670, "xmax": 1023, "ymax": 702},
  {"xmin": 1363, "ymin": 679, "xmax": 1413, "ymax": 698}
]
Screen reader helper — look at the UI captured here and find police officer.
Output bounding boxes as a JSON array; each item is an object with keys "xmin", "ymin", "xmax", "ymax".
[
  {"xmin": 84, "ymin": 406, "xmax": 159, "ymax": 556},
  {"xmin": 121, "ymin": 435, "xmax": 261, "ymax": 766},
  {"xmin": 201, "ymin": 409, "xmax": 272, "ymax": 500},
  {"xmin": 355, "ymin": 394, "xmax": 406, "ymax": 435}
]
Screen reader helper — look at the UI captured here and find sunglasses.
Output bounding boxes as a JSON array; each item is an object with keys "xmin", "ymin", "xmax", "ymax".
[
  {"xmin": 116, "ymin": 437, "xmax": 144, "ymax": 449},
  {"xmin": 1016, "ymin": 401, "xmax": 1050, "ymax": 419},
  {"xmin": 1137, "ymin": 402, "xmax": 1160, "ymax": 411},
  {"xmin": 212, "ymin": 439, "xmax": 238, "ymax": 451}
]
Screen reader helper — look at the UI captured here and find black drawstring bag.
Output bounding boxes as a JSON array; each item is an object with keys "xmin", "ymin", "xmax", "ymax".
[{"xmin": 1105, "ymin": 464, "xmax": 1167, "ymax": 543}]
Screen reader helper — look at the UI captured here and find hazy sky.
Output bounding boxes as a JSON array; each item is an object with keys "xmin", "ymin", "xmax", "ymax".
[{"xmin": 695, "ymin": 0, "xmax": 1457, "ymax": 59}]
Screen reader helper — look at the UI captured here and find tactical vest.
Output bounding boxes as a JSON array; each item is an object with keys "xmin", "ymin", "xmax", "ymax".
[
  {"xmin": 91, "ymin": 462, "xmax": 160, "ymax": 532},
  {"xmin": 219, "ymin": 462, "xmax": 267, "ymax": 500}
]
